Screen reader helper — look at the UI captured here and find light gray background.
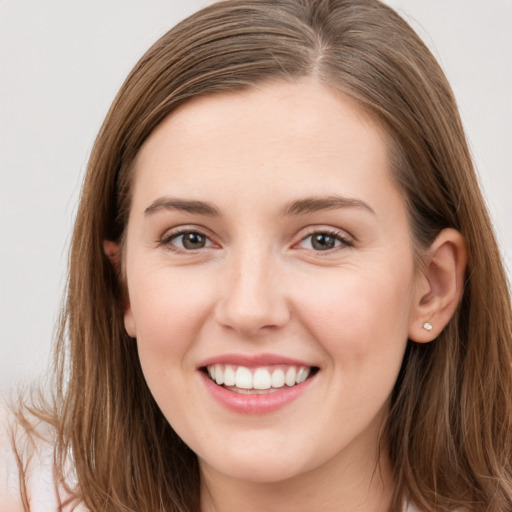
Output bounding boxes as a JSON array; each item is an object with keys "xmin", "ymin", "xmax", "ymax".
[{"xmin": 1, "ymin": 1, "xmax": 511, "ymax": 392}]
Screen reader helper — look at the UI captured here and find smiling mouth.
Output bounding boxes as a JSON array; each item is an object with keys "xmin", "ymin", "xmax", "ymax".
[{"xmin": 202, "ymin": 364, "xmax": 319, "ymax": 394}]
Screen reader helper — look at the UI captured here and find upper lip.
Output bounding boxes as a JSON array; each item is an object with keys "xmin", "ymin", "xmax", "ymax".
[{"xmin": 197, "ymin": 353, "xmax": 317, "ymax": 369}]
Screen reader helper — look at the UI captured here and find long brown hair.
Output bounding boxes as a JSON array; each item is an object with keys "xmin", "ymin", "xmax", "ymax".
[{"xmin": 21, "ymin": 0, "xmax": 512, "ymax": 510}]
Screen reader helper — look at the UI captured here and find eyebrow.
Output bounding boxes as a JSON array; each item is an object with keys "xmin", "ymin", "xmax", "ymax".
[
  {"xmin": 144, "ymin": 194, "xmax": 375, "ymax": 217},
  {"xmin": 281, "ymin": 195, "xmax": 375, "ymax": 216},
  {"xmin": 144, "ymin": 198, "xmax": 221, "ymax": 216}
]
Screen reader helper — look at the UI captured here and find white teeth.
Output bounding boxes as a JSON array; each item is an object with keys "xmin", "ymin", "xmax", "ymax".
[
  {"xmin": 285, "ymin": 367, "xmax": 296, "ymax": 387},
  {"xmin": 206, "ymin": 364, "xmax": 313, "ymax": 391},
  {"xmin": 235, "ymin": 367, "xmax": 253, "ymax": 389},
  {"xmin": 253, "ymin": 369, "xmax": 271, "ymax": 390},
  {"xmin": 224, "ymin": 366, "xmax": 236, "ymax": 386},
  {"xmin": 215, "ymin": 364, "xmax": 224, "ymax": 385},
  {"xmin": 296, "ymin": 367, "xmax": 310, "ymax": 384},
  {"xmin": 271, "ymin": 369, "xmax": 285, "ymax": 388}
]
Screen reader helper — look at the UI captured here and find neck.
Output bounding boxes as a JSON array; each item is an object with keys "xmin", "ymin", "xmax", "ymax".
[{"xmin": 199, "ymin": 434, "xmax": 395, "ymax": 512}]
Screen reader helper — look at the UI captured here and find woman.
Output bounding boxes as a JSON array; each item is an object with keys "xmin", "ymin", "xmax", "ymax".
[{"xmin": 2, "ymin": 0, "xmax": 511, "ymax": 511}]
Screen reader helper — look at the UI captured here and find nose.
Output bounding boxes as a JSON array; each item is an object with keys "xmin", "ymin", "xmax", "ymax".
[{"xmin": 215, "ymin": 248, "xmax": 291, "ymax": 336}]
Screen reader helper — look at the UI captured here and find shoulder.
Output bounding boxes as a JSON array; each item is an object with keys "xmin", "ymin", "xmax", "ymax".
[
  {"xmin": 0, "ymin": 396, "xmax": 88, "ymax": 512},
  {"xmin": 0, "ymin": 397, "xmax": 24, "ymax": 511},
  {"xmin": 404, "ymin": 499, "xmax": 464, "ymax": 512}
]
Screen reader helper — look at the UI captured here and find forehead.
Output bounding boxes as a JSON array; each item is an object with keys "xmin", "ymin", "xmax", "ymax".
[{"xmin": 131, "ymin": 79, "xmax": 400, "ymax": 215}]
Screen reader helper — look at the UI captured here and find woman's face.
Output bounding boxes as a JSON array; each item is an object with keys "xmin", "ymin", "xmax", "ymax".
[{"xmin": 123, "ymin": 80, "xmax": 423, "ymax": 486}]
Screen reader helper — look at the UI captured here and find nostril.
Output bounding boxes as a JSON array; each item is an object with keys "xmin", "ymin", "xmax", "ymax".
[{"xmin": 214, "ymin": 277, "xmax": 291, "ymax": 335}]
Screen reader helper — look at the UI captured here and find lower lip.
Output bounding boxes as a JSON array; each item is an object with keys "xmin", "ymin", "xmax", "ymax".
[{"xmin": 200, "ymin": 372, "xmax": 314, "ymax": 414}]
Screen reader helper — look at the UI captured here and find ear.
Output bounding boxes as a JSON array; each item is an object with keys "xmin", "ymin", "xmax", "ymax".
[
  {"xmin": 103, "ymin": 240, "xmax": 120, "ymax": 269},
  {"xmin": 103, "ymin": 240, "xmax": 137, "ymax": 338},
  {"xmin": 409, "ymin": 228, "xmax": 467, "ymax": 343}
]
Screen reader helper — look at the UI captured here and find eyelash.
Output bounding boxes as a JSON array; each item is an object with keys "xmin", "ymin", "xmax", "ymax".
[
  {"xmin": 159, "ymin": 229, "xmax": 215, "ymax": 253},
  {"xmin": 158, "ymin": 228, "xmax": 354, "ymax": 254},
  {"xmin": 296, "ymin": 229, "xmax": 354, "ymax": 252}
]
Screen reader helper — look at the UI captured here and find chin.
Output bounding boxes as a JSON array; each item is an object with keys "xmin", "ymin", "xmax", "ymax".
[{"xmin": 201, "ymin": 455, "xmax": 311, "ymax": 485}]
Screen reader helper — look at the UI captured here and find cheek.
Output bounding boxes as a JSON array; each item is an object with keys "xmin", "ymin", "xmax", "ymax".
[
  {"xmin": 293, "ymin": 265, "xmax": 415, "ymax": 366},
  {"xmin": 126, "ymin": 268, "xmax": 216, "ymax": 359},
  {"xmin": 126, "ymin": 270, "xmax": 217, "ymax": 417}
]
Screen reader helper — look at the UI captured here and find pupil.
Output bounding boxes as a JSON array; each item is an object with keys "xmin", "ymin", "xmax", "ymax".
[
  {"xmin": 183, "ymin": 232, "xmax": 205, "ymax": 249},
  {"xmin": 312, "ymin": 233, "xmax": 335, "ymax": 250}
]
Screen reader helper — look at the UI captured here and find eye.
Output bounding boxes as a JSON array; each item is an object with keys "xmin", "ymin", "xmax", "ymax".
[
  {"xmin": 297, "ymin": 231, "xmax": 352, "ymax": 251},
  {"xmin": 163, "ymin": 230, "xmax": 213, "ymax": 251}
]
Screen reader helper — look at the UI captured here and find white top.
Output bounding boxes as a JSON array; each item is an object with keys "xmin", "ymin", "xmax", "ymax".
[
  {"xmin": 0, "ymin": 400, "xmax": 87, "ymax": 511},
  {"xmin": 0, "ymin": 401, "xmax": 420, "ymax": 512}
]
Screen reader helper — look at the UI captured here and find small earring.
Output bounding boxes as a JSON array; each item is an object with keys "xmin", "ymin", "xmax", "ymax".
[{"xmin": 423, "ymin": 322, "xmax": 433, "ymax": 332}]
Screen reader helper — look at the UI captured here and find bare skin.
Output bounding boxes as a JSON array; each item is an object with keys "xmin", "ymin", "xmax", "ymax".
[{"xmin": 116, "ymin": 79, "xmax": 466, "ymax": 512}]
